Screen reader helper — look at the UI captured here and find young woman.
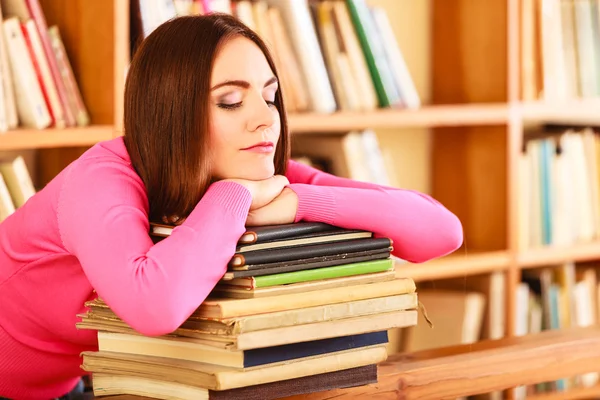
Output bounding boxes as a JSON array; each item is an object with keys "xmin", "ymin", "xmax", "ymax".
[{"xmin": 0, "ymin": 13, "xmax": 462, "ymax": 400}]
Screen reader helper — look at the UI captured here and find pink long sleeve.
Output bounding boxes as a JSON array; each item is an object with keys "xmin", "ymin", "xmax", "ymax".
[
  {"xmin": 285, "ymin": 160, "xmax": 463, "ymax": 263},
  {"xmin": 58, "ymin": 157, "xmax": 251, "ymax": 336}
]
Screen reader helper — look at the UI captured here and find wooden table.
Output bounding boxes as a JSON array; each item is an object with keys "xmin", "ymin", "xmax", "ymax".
[{"xmin": 97, "ymin": 325, "xmax": 600, "ymax": 400}]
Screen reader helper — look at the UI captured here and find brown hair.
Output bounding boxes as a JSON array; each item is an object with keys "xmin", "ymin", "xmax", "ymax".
[{"xmin": 123, "ymin": 14, "xmax": 290, "ymax": 224}]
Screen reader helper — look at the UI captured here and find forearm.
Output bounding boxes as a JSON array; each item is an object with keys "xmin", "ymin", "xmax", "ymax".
[
  {"xmin": 287, "ymin": 183, "xmax": 463, "ymax": 263},
  {"xmin": 61, "ymin": 178, "xmax": 251, "ymax": 336}
]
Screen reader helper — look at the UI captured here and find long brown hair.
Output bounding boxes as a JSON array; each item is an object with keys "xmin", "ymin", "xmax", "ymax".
[{"xmin": 123, "ymin": 14, "xmax": 290, "ymax": 224}]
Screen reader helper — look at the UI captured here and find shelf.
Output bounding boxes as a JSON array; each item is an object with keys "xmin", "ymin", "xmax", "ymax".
[
  {"xmin": 287, "ymin": 103, "xmax": 509, "ymax": 132},
  {"xmin": 526, "ymin": 384, "xmax": 600, "ymax": 400},
  {"xmin": 395, "ymin": 250, "xmax": 511, "ymax": 282},
  {"xmin": 521, "ymin": 99, "xmax": 600, "ymax": 126},
  {"xmin": 0, "ymin": 126, "xmax": 115, "ymax": 151},
  {"xmin": 518, "ymin": 241, "xmax": 600, "ymax": 269}
]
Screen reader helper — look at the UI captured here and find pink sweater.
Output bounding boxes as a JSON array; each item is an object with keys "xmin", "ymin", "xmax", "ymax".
[{"xmin": 0, "ymin": 137, "xmax": 462, "ymax": 399}]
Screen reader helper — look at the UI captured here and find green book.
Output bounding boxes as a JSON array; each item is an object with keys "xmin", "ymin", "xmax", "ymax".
[
  {"xmin": 221, "ymin": 258, "xmax": 393, "ymax": 289},
  {"xmin": 345, "ymin": 0, "xmax": 401, "ymax": 107}
]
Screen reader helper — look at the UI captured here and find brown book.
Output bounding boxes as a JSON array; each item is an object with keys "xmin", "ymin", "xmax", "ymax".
[
  {"xmin": 81, "ymin": 345, "xmax": 388, "ymax": 390},
  {"xmin": 81, "ymin": 292, "xmax": 417, "ymax": 337},
  {"xmin": 91, "ymin": 364, "xmax": 377, "ymax": 400}
]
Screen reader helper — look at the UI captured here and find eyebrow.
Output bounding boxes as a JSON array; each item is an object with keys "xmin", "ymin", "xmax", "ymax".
[{"xmin": 210, "ymin": 76, "xmax": 278, "ymax": 91}]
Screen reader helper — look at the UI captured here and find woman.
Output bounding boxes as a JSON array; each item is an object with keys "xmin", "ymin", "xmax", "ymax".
[{"xmin": 0, "ymin": 14, "xmax": 462, "ymax": 400}]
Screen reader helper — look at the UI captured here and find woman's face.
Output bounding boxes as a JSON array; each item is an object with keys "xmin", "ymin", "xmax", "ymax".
[{"xmin": 209, "ymin": 36, "xmax": 280, "ymax": 181}]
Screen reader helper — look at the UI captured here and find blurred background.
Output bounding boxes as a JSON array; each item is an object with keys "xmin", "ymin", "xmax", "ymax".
[{"xmin": 0, "ymin": 1, "xmax": 599, "ymax": 398}]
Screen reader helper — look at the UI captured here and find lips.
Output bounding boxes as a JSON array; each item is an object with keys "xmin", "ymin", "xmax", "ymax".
[{"xmin": 242, "ymin": 141, "xmax": 274, "ymax": 151}]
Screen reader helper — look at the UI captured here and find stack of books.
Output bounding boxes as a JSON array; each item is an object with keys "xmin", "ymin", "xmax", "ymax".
[{"xmin": 78, "ymin": 222, "xmax": 419, "ymax": 400}]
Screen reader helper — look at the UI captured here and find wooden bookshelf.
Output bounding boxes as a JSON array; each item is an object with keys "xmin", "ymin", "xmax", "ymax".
[
  {"xmin": 0, "ymin": 126, "xmax": 115, "ymax": 151},
  {"xmin": 288, "ymin": 103, "xmax": 509, "ymax": 133},
  {"xmin": 518, "ymin": 241, "xmax": 600, "ymax": 269},
  {"xmin": 395, "ymin": 250, "xmax": 510, "ymax": 282},
  {"xmin": 526, "ymin": 384, "xmax": 600, "ymax": 400},
  {"xmin": 521, "ymin": 99, "xmax": 600, "ymax": 126},
  {"xmin": 1, "ymin": 1, "xmax": 598, "ymax": 399}
]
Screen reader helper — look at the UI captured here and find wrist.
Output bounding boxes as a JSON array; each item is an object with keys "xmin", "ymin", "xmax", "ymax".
[{"xmin": 285, "ymin": 184, "xmax": 336, "ymax": 224}]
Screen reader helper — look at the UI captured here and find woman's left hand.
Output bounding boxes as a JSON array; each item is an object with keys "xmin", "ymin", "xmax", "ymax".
[{"xmin": 245, "ymin": 187, "xmax": 298, "ymax": 226}]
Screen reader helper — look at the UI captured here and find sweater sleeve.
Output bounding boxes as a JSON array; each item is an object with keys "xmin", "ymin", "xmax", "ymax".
[
  {"xmin": 58, "ymin": 156, "xmax": 251, "ymax": 336},
  {"xmin": 285, "ymin": 160, "xmax": 463, "ymax": 263}
]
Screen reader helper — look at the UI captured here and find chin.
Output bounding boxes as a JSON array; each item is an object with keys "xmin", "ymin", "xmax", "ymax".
[
  {"xmin": 228, "ymin": 165, "xmax": 275, "ymax": 181},
  {"xmin": 247, "ymin": 168, "xmax": 275, "ymax": 181}
]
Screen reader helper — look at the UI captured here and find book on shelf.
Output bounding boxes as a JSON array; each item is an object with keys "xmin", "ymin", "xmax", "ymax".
[
  {"xmin": 518, "ymin": 127, "xmax": 600, "ymax": 251},
  {"xmin": 291, "ymin": 130, "xmax": 394, "ymax": 186},
  {"xmin": 0, "ymin": 154, "xmax": 34, "ymax": 211},
  {"xmin": 519, "ymin": 261, "xmax": 600, "ymax": 396},
  {"xmin": 0, "ymin": 0, "xmax": 89, "ymax": 132},
  {"xmin": 78, "ymin": 221, "xmax": 420, "ymax": 399},
  {"xmin": 521, "ymin": 0, "xmax": 600, "ymax": 101},
  {"xmin": 131, "ymin": 0, "xmax": 420, "ymax": 113}
]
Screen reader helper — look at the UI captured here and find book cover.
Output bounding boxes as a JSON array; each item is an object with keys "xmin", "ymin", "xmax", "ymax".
[
  {"xmin": 221, "ymin": 258, "xmax": 393, "ymax": 288},
  {"xmin": 81, "ymin": 345, "xmax": 388, "ymax": 390},
  {"xmin": 213, "ymin": 270, "xmax": 396, "ymax": 299},
  {"xmin": 227, "ymin": 247, "xmax": 390, "ymax": 276},
  {"xmin": 230, "ymin": 237, "xmax": 392, "ymax": 267},
  {"xmin": 97, "ymin": 330, "xmax": 388, "ymax": 369},
  {"xmin": 91, "ymin": 363, "xmax": 377, "ymax": 400}
]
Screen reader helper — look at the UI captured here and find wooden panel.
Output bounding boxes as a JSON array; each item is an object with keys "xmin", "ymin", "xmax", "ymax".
[
  {"xmin": 39, "ymin": 0, "xmax": 117, "ymax": 124},
  {"xmin": 0, "ymin": 126, "xmax": 113, "ymax": 151},
  {"xmin": 288, "ymin": 104, "xmax": 509, "ymax": 132},
  {"xmin": 519, "ymin": 241, "xmax": 600, "ymax": 268},
  {"xmin": 432, "ymin": 126, "xmax": 508, "ymax": 251},
  {"xmin": 396, "ymin": 250, "xmax": 510, "ymax": 282},
  {"xmin": 282, "ymin": 326, "xmax": 600, "ymax": 400},
  {"xmin": 36, "ymin": 147, "xmax": 88, "ymax": 188},
  {"xmin": 432, "ymin": 0, "xmax": 508, "ymax": 103}
]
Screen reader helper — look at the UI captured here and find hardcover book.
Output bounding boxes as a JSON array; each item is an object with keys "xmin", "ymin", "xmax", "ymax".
[{"xmin": 91, "ymin": 363, "xmax": 378, "ymax": 400}]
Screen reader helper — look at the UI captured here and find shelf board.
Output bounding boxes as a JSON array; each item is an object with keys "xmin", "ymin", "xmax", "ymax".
[
  {"xmin": 518, "ymin": 241, "xmax": 600, "ymax": 268},
  {"xmin": 288, "ymin": 103, "xmax": 509, "ymax": 132},
  {"xmin": 521, "ymin": 99, "xmax": 600, "ymax": 126},
  {"xmin": 0, "ymin": 125, "xmax": 115, "ymax": 150},
  {"xmin": 395, "ymin": 250, "xmax": 511, "ymax": 282},
  {"xmin": 526, "ymin": 384, "xmax": 600, "ymax": 400}
]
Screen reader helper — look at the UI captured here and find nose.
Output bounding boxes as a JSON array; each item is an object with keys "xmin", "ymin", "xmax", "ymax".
[{"xmin": 246, "ymin": 93, "xmax": 275, "ymax": 133}]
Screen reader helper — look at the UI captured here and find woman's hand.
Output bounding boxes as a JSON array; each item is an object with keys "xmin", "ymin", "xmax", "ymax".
[
  {"xmin": 222, "ymin": 175, "xmax": 289, "ymax": 210},
  {"xmin": 246, "ymin": 187, "xmax": 298, "ymax": 226}
]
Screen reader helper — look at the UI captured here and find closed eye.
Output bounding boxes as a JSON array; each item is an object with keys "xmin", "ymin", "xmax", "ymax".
[{"xmin": 217, "ymin": 102, "xmax": 242, "ymax": 110}]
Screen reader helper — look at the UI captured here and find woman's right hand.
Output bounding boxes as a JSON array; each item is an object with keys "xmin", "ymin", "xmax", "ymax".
[{"xmin": 222, "ymin": 175, "xmax": 289, "ymax": 210}]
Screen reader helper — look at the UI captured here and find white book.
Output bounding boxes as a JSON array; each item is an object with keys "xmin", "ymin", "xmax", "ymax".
[
  {"xmin": 370, "ymin": 7, "xmax": 420, "ymax": 109},
  {"xmin": 0, "ymin": 172, "xmax": 15, "ymax": 221},
  {"xmin": 265, "ymin": 0, "xmax": 336, "ymax": 113},
  {"xmin": 0, "ymin": 155, "xmax": 35, "ymax": 208},
  {"xmin": 2, "ymin": 17, "xmax": 51, "ymax": 129}
]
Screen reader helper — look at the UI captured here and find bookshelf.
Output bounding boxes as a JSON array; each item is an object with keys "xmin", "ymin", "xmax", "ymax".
[
  {"xmin": 0, "ymin": 125, "xmax": 113, "ymax": 150},
  {"xmin": 1, "ymin": 0, "xmax": 600, "ymax": 398}
]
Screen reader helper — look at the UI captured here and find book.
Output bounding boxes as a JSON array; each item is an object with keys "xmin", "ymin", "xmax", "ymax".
[
  {"xmin": 227, "ymin": 247, "xmax": 390, "ymax": 274},
  {"xmin": 81, "ymin": 292, "xmax": 418, "ymax": 337},
  {"xmin": 229, "ymin": 237, "xmax": 392, "ymax": 267},
  {"xmin": 213, "ymin": 270, "xmax": 396, "ymax": 298},
  {"xmin": 81, "ymin": 345, "xmax": 388, "ymax": 390},
  {"xmin": 220, "ymin": 258, "xmax": 394, "ymax": 287},
  {"xmin": 96, "ymin": 330, "xmax": 388, "ymax": 369},
  {"xmin": 150, "ymin": 221, "xmax": 365, "ymax": 245},
  {"xmin": 91, "ymin": 363, "xmax": 378, "ymax": 400}
]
